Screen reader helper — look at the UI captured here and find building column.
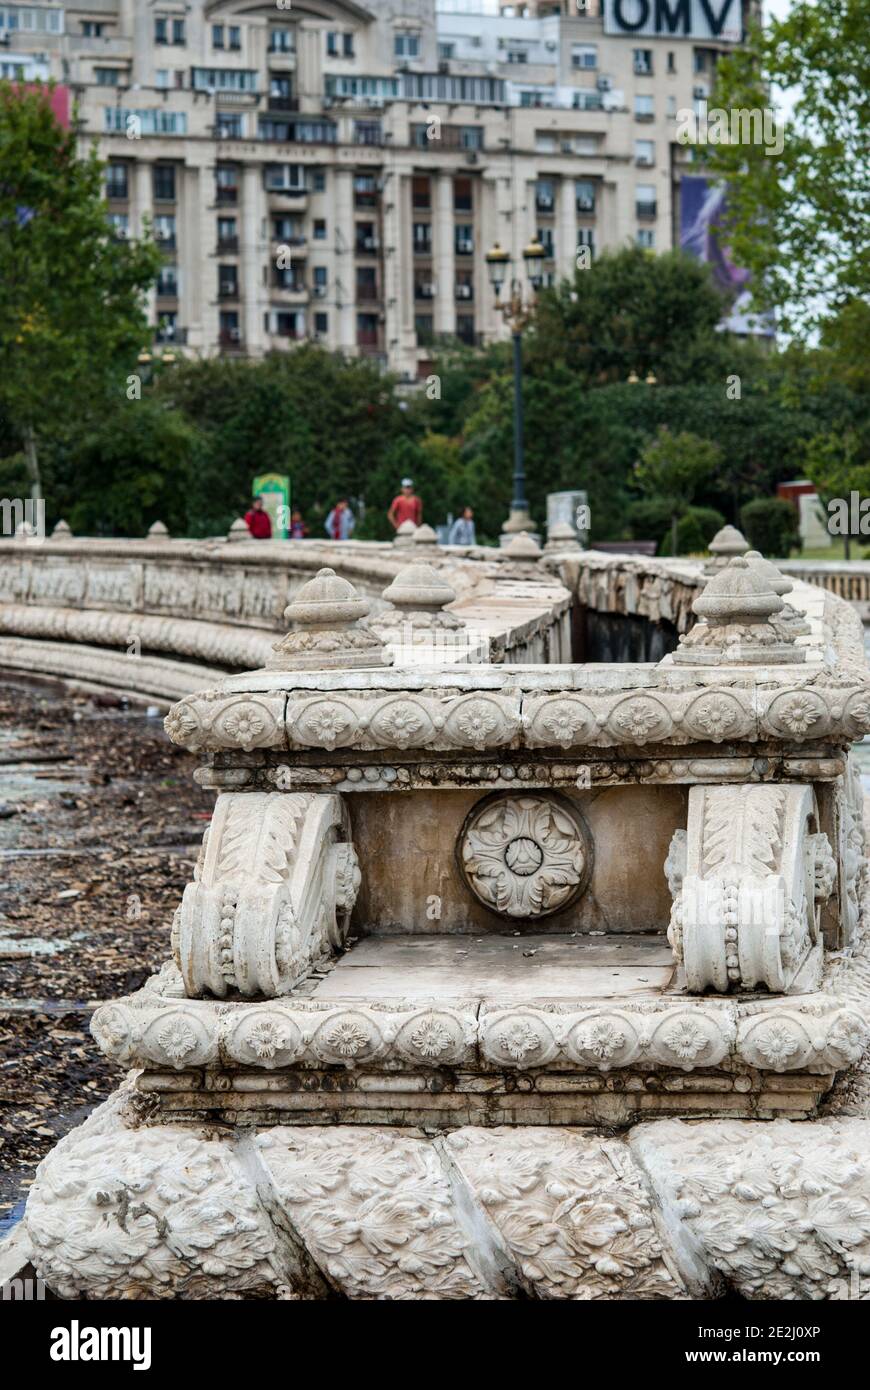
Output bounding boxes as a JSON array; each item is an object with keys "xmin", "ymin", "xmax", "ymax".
[
  {"xmin": 134, "ymin": 160, "xmax": 155, "ymax": 326},
  {"xmin": 242, "ymin": 163, "xmax": 265, "ymax": 355},
  {"xmin": 558, "ymin": 175, "xmax": 577, "ymax": 282},
  {"xmin": 433, "ymin": 171, "xmax": 455, "ymax": 338},
  {"xmin": 334, "ymin": 168, "xmax": 356, "ymax": 353},
  {"xmin": 179, "ymin": 164, "xmax": 200, "ymax": 346}
]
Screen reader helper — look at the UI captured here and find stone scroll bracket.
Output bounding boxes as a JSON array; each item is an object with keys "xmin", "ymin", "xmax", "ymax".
[
  {"xmin": 175, "ymin": 791, "xmax": 360, "ymax": 1000},
  {"xmin": 666, "ymin": 783, "xmax": 835, "ymax": 995}
]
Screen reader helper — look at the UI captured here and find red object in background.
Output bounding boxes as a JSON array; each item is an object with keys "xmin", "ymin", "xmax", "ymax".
[
  {"xmin": 777, "ymin": 480, "xmax": 818, "ymax": 511},
  {"xmin": 14, "ymin": 83, "xmax": 71, "ymax": 128},
  {"xmin": 245, "ymin": 508, "xmax": 272, "ymax": 539}
]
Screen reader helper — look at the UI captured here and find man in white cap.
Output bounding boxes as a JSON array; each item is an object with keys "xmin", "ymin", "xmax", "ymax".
[{"xmin": 387, "ymin": 477, "xmax": 422, "ymax": 531}]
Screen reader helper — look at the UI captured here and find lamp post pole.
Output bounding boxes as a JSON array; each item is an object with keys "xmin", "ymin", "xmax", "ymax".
[{"xmin": 485, "ymin": 237, "xmax": 545, "ymax": 540}]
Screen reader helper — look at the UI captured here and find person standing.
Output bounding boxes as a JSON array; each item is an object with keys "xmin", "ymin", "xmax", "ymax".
[
  {"xmin": 289, "ymin": 509, "xmax": 308, "ymax": 539},
  {"xmin": 324, "ymin": 498, "xmax": 355, "ymax": 540},
  {"xmin": 387, "ymin": 477, "xmax": 422, "ymax": 531},
  {"xmin": 244, "ymin": 496, "xmax": 272, "ymax": 539},
  {"xmin": 448, "ymin": 507, "xmax": 476, "ymax": 546}
]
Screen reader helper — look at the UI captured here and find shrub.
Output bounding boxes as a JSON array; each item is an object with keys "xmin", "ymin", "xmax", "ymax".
[{"xmin": 739, "ymin": 497, "xmax": 801, "ymax": 558}]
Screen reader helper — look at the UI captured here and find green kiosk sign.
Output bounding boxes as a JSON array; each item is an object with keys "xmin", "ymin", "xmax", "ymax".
[{"xmin": 252, "ymin": 473, "xmax": 290, "ymax": 540}]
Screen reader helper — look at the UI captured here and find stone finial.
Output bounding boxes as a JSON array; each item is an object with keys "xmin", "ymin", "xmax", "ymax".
[
  {"xmin": 147, "ymin": 520, "xmax": 170, "ymax": 540},
  {"xmin": 672, "ymin": 556, "xmax": 805, "ymax": 666},
  {"xmin": 745, "ymin": 550, "xmax": 812, "ymax": 639},
  {"xmin": 51, "ymin": 519, "xmax": 72, "ymax": 539},
  {"xmin": 503, "ymin": 531, "xmax": 543, "ymax": 560},
  {"xmin": 369, "ymin": 562, "xmax": 471, "ymax": 663},
  {"xmin": 227, "ymin": 518, "xmax": 251, "ymax": 543},
  {"xmin": 412, "ymin": 523, "xmax": 439, "ymax": 547},
  {"xmin": 393, "ymin": 519, "xmax": 417, "ymax": 548},
  {"xmin": 703, "ymin": 523, "xmax": 749, "ymax": 576},
  {"xmin": 269, "ymin": 567, "xmax": 390, "ymax": 671},
  {"xmin": 544, "ymin": 520, "xmax": 582, "ymax": 554}
]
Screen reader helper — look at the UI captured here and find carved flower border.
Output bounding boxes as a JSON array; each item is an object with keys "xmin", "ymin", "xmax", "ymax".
[
  {"xmin": 90, "ymin": 994, "xmax": 868, "ymax": 1076},
  {"xmin": 162, "ymin": 682, "xmax": 870, "ymax": 756}
]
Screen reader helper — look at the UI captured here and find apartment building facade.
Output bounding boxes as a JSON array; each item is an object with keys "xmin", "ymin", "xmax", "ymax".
[{"xmin": 4, "ymin": 0, "xmax": 752, "ymax": 379}]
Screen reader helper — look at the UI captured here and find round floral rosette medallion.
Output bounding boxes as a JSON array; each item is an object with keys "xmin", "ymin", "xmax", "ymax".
[{"xmin": 459, "ymin": 793, "xmax": 592, "ymax": 919}]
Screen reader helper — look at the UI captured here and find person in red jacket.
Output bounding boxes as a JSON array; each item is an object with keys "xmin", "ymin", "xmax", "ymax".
[
  {"xmin": 244, "ymin": 496, "xmax": 272, "ymax": 540},
  {"xmin": 387, "ymin": 477, "xmax": 422, "ymax": 531}
]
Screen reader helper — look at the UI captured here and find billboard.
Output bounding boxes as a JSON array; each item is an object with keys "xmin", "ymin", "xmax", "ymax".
[
  {"xmin": 679, "ymin": 175, "xmax": 774, "ymax": 337},
  {"xmin": 603, "ymin": 0, "xmax": 742, "ymax": 43}
]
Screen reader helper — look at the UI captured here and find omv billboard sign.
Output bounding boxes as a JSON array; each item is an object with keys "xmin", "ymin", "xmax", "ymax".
[{"xmin": 603, "ymin": 0, "xmax": 742, "ymax": 42}]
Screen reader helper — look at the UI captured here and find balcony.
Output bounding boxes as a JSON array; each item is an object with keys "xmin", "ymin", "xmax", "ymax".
[
  {"xmin": 218, "ymin": 281, "xmax": 239, "ymax": 299},
  {"xmin": 216, "ymin": 187, "xmax": 238, "ymax": 205},
  {"xmin": 455, "ymin": 284, "xmax": 474, "ymax": 301},
  {"xmin": 219, "ymin": 330, "xmax": 244, "ymax": 353},
  {"xmin": 267, "ymin": 96, "xmax": 299, "ymax": 112},
  {"xmin": 414, "ymin": 241, "xmax": 433, "ymax": 257},
  {"xmin": 356, "ymin": 283, "xmax": 379, "ymax": 301},
  {"xmin": 636, "ymin": 200, "xmax": 658, "ymax": 219},
  {"xmin": 535, "ymin": 197, "xmax": 555, "ymax": 215},
  {"xmin": 155, "ymin": 325, "xmax": 187, "ymax": 345},
  {"xmin": 355, "ymin": 235, "xmax": 379, "ymax": 255},
  {"xmin": 217, "ymin": 236, "xmax": 239, "ymax": 253},
  {"xmin": 414, "ymin": 283, "xmax": 435, "ymax": 300},
  {"xmin": 576, "ymin": 199, "xmax": 596, "ymax": 215}
]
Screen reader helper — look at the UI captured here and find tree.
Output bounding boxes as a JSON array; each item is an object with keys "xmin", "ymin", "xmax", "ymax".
[
  {"xmin": 634, "ymin": 428, "xmax": 722, "ymax": 555},
  {"xmin": 0, "ymin": 83, "xmax": 160, "ymax": 501},
  {"xmin": 526, "ymin": 246, "xmax": 746, "ymax": 386},
  {"xmin": 705, "ymin": 0, "xmax": 870, "ymax": 333},
  {"xmin": 803, "ymin": 429, "xmax": 870, "ymax": 559}
]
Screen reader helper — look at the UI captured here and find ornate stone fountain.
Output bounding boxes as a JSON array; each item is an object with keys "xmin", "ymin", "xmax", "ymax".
[{"xmin": 22, "ymin": 556, "xmax": 870, "ymax": 1300}]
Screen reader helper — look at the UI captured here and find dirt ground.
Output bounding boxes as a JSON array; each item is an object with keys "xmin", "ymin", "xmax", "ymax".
[{"xmin": 0, "ymin": 674, "xmax": 212, "ymax": 1231}]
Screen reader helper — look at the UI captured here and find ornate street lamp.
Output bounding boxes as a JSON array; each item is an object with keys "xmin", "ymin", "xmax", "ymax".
[{"xmin": 486, "ymin": 235, "xmax": 546, "ymax": 539}]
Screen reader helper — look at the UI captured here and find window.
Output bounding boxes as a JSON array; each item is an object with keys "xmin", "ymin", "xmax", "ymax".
[
  {"xmin": 212, "ymin": 23, "xmax": 224, "ymax": 48},
  {"xmin": 314, "ymin": 312, "xmax": 328, "ymax": 335},
  {"xmin": 343, "ymin": 33, "xmax": 353, "ymax": 57},
  {"xmin": 460, "ymin": 125, "xmax": 482, "ymax": 150},
  {"xmin": 156, "ymin": 265, "xmax": 178, "ymax": 296},
  {"xmin": 394, "ymin": 32, "xmax": 420, "ymax": 59},
  {"xmin": 273, "ymin": 216, "xmax": 302, "ymax": 242},
  {"xmin": 264, "ymin": 163, "xmax": 305, "ymax": 192},
  {"xmin": 455, "ymin": 271, "xmax": 473, "ymax": 302},
  {"xmin": 95, "ymin": 68, "xmax": 122, "ymax": 86},
  {"xmin": 156, "ymin": 311, "xmax": 177, "ymax": 343},
  {"xmin": 666, "ymin": 94, "xmax": 677, "ymax": 117},
  {"xmin": 455, "ymin": 225, "xmax": 473, "ymax": 255},
  {"xmin": 633, "ymin": 48, "xmax": 653, "ymax": 75},
  {"xmin": 216, "ymin": 164, "xmax": 239, "ymax": 201},
  {"xmin": 218, "ymin": 265, "xmax": 238, "ymax": 298},
  {"xmin": 153, "ymin": 214, "xmax": 177, "ymax": 246},
  {"xmin": 634, "ymin": 93, "xmax": 654, "ymax": 119},
  {"xmin": 572, "ymin": 44, "xmax": 597, "ymax": 70},
  {"xmin": 155, "ymin": 16, "xmax": 185, "ymax": 45},
  {"xmin": 456, "ymin": 316, "xmax": 475, "ymax": 346},
  {"xmin": 0, "ymin": 5, "xmax": 63, "ymax": 33},
  {"xmin": 414, "ymin": 314, "xmax": 433, "ymax": 346},
  {"xmin": 270, "ymin": 74, "xmax": 293, "ymax": 105},
  {"xmin": 356, "ymin": 266, "xmax": 377, "ymax": 300},
  {"xmin": 413, "ymin": 222, "xmax": 432, "ymax": 252},
  {"xmin": 312, "ymin": 170, "xmax": 326, "ymax": 192},
  {"xmin": 269, "ymin": 26, "xmax": 294, "ymax": 53},
  {"xmin": 572, "ymin": 90, "xmax": 603, "ymax": 111},
  {"xmin": 578, "ymin": 229, "xmax": 595, "ymax": 258},
  {"xmin": 313, "ymin": 219, "xmax": 326, "ymax": 240},
  {"xmin": 217, "ymin": 217, "xmax": 237, "ymax": 247},
  {"xmin": 106, "ymin": 163, "xmax": 128, "ymax": 200},
  {"xmin": 153, "ymin": 165, "xmax": 176, "ymax": 201},
  {"xmin": 81, "ymin": 20, "xmax": 104, "ymax": 37},
  {"xmin": 535, "ymin": 180, "xmax": 555, "ymax": 213},
  {"xmin": 104, "ymin": 108, "xmax": 187, "ymax": 135},
  {"xmin": 438, "ymin": 42, "xmax": 454, "ymax": 61},
  {"xmin": 229, "ymin": 26, "xmax": 241, "ymax": 50},
  {"xmin": 217, "ymin": 112, "xmax": 244, "ymax": 139},
  {"xmin": 192, "ymin": 69, "xmax": 257, "ymax": 93},
  {"xmin": 637, "ymin": 229, "xmax": 655, "ymax": 248},
  {"xmin": 358, "ymin": 313, "xmax": 379, "ymax": 346},
  {"xmin": 219, "ymin": 310, "xmax": 240, "ymax": 343},
  {"xmin": 537, "ymin": 228, "xmax": 555, "ymax": 258},
  {"xmin": 635, "ymin": 140, "xmax": 654, "ymax": 165},
  {"xmin": 107, "ymin": 211, "xmax": 129, "ymax": 238},
  {"xmin": 354, "ymin": 120, "xmax": 382, "ymax": 145},
  {"xmin": 355, "ymin": 222, "xmax": 377, "ymax": 253},
  {"xmin": 667, "ymin": 51, "xmax": 676, "ymax": 74},
  {"xmin": 326, "ymin": 30, "xmax": 338, "ymax": 56},
  {"xmin": 575, "ymin": 180, "xmax": 595, "ymax": 213},
  {"xmin": 454, "ymin": 177, "xmax": 472, "ymax": 214},
  {"xmin": 155, "ymin": 70, "xmax": 169, "ymax": 88},
  {"xmin": 412, "ymin": 176, "xmax": 431, "ymax": 210},
  {"xmin": 507, "ymin": 50, "xmax": 528, "ymax": 64},
  {"xmin": 635, "ymin": 184, "xmax": 657, "ymax": 218},
  {"xmin": 327, "ymin": 30, "xmax": 353, "ymax": 57},
  {"xmin": 313, "ymin": 266, "xmax": 328, "ymax": 296},
  {"xmin": 274, "ymin": 264, "xmax": 302, "ymax": 290}
]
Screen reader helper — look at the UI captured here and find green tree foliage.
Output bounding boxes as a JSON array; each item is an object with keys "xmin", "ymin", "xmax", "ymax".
[
  {"xmin": 705, "ymin": 0, "xmax": 870, "ymax": 331},
  {"xmin": 0, "ymin": 83, "xmax": 160, "ymax": 499},
  {"xmin": 634, "ymin": 428, "xmax": 722, "ymax": 554},
  {"xmin": 739, "ymin": 496, "xmax": 802, "ymax": 558}
]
